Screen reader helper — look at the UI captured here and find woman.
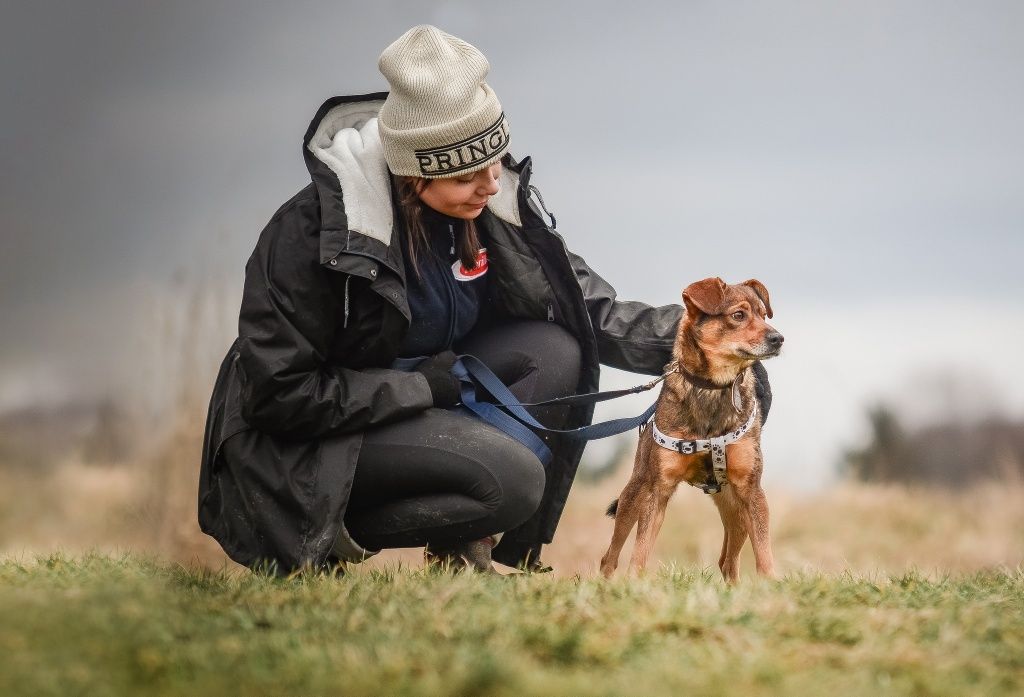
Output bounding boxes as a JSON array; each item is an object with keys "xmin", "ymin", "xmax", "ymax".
[{"xmin": 198, "ymin": 25, "xmax": 770, "ymax": 575}]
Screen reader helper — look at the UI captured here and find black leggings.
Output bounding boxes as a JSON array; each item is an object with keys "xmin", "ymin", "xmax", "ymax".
[{"xmin": 343, "ymin": 319, "xmax": 582, "ymax": 556}]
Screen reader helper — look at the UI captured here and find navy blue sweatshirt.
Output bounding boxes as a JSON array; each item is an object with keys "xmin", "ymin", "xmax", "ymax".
[{"xmin": 396, "ymin": 206, "xmax": 489, "ymax": 358}]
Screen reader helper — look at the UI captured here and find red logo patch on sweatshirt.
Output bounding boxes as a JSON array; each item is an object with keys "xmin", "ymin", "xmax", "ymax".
[{"xmin": 452, "ymin": 248, "xmax": 488, "ymax": 281}]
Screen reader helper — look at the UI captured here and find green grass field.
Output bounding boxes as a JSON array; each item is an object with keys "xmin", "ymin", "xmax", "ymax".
[{"xmin": 2, "ymin": 553, "xmax": 1021, "ymax": 697}]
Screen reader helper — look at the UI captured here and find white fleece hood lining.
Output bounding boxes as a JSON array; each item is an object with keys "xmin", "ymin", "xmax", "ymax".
[{"xmin": 307, "ymin": 101, "xmax": 522, "ymax": 246}]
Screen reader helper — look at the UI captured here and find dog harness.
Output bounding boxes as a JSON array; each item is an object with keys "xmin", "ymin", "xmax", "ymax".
[{"xmin": 649, "ymin": 402, "xmax": 759, "ymax": 494}]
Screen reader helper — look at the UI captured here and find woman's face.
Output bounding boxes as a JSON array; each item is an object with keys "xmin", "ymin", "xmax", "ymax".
[{"xmin": 416, "ymin": 162, "xmax": 502, "ymax": 220}]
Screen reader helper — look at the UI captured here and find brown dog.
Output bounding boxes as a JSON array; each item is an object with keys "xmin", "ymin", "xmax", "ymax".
[{"xmin": 599, "ymin": 277, "xmax": 783, "ymax": 582}]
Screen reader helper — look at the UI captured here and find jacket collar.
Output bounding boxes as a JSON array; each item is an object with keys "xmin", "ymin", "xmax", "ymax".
[
  {"xmin": 302, "ymin": 93, "xmax": 527, "ymax": 267},
  {"xmin": 302, "ymin": 92, "xmax": 388, "ymax": 238}
]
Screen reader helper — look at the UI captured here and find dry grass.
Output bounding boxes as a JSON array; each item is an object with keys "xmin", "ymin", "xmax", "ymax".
[
  {"xmin": 3, "ymin": 427, "xmax": 1022, "ymax": 579},
  {"xmin": 367, "ymin": 470, "xmax": 1024, "ymax": 578}
]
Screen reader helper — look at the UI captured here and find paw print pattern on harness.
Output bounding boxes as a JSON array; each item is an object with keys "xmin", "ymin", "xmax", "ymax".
[{"xmin": 648, "ymin": 403, "xmax": 759, "ymax": 493}]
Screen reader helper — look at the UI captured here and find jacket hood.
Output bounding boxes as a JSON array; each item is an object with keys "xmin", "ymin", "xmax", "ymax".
[{"xmin": 302, "ymin": 93, "xmax": 523, "ymax": 247}]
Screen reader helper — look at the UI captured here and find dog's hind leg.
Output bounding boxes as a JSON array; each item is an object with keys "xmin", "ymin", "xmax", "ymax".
[
  {"xmin": 600, "ymin": 481, "xmax": 643, "ymax": 578},
  {"xmin": 712, "ymin": 489, "xmax": 748, "ymax": 583}
]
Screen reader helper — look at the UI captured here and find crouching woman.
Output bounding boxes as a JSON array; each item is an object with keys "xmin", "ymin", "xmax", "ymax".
[{"xmin": 197, "ymin": 25, "xmax": 770, "ymax": 575}]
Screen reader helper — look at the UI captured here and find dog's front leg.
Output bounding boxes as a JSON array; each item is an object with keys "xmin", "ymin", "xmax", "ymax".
[
  {"xmin": 712, "ymin": 488, "xmax": 748, "ymax": 583},
  {"xmin": 600, "ymin": 481, "xmax": 643, "ymax": 578},
  {"xmin": 628, "ymin": 488, "xmax": 672, "ymax": 576},
  {"xmin": 735, "ymin": 483, "xmax": 776, "ymax": 578},
  {"xmin": 726, "ymin": 442, "xmax": 776, "ymax": 579}
]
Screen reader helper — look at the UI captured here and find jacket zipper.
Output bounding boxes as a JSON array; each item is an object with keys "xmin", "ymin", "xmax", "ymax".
[
  {"xmin": 518, "ymin": 171, "xmax": 584, "ymax": 331},
  {"xmin": 553, "ymin": 234, "xmax": 591, "ymax": 336},
  {"xmin": 343, "ymin": 276, "xmax": 351, "ymax": 328},
  {"xmin": 443, "ymin": 223, "xmax": 458, "ymax": 348}
]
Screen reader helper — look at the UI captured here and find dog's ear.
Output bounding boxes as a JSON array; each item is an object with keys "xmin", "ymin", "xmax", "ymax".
[
  {"xmin": 682, "ymin": 277, "xmax": 728, "ymax": 317},
  {"xmin": 742, "ymin": 279, "xmax": 773, "ymax": 319}
]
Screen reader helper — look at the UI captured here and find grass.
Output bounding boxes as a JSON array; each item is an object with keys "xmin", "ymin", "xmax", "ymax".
[
  {"xmin": 1, "ymin": 552, "xmax": 1022, "ymax": 697},
  {"xmin": 3, "ymin": 414, "xmax": 1023, "ymax": 695}
]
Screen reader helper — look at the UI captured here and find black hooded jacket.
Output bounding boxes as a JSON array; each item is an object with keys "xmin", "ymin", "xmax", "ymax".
[{"xmin": 198, "ymin": 92, "xmax": 699, "ymax": 573}]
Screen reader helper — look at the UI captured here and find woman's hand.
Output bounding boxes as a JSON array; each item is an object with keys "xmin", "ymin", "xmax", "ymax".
[{"xmin": 414, "ymin": 350, "xmax": 462, "ymax": 408}]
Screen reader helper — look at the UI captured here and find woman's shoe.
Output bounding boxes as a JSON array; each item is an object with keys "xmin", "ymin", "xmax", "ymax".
[
  {"xmin": 460, "ymin": 536, "xmax": 498, "ymax": 573},
  {"xmin": 423, "ymin": 546, "xmax": 467, "ymax": 571},
  {"xmin": 424, "ymin": 535, "xmax": 498, "ymax": 574},
  {"xmin": 519, "ymin": 558, "xmax": 554, "ymax": 574}
]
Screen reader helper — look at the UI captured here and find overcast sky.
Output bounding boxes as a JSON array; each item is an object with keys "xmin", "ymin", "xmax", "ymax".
[{"xmin": 2, "ymin": 1, "xmax": 1022, "ymax": 488}]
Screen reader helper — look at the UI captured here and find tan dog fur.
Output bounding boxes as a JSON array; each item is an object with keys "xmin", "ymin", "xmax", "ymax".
[{"xmin": 599, "ymin": 277, "xmax": 783, "ymax": 583}]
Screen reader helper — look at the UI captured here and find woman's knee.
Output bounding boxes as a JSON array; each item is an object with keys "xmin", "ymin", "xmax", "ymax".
[
  {"xmin": 520, "ymin": 320, "xmax": 582, "ymax": 394},
  {"xmin": 534, "ymin": 320, "xmax": 581, "ymax": 366},
  {"xmin": 487, "ymin": 442, "xmax": 546, "ymax": 530}
]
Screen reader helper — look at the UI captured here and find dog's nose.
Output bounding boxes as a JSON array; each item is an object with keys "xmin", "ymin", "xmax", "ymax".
[{"xmin": 766, "ymin": 332, "xmax": 785, "ymax": 348}]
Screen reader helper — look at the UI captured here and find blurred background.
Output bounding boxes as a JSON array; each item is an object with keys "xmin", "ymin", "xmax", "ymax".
[{"xmin": 2, "ymin": 1, "xmax": 1022, "ymax": 576}]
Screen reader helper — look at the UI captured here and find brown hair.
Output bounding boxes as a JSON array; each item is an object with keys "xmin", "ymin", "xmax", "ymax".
[{"xmin": 394, "ymin": 175, "xmax": 482, "ymax": 281}]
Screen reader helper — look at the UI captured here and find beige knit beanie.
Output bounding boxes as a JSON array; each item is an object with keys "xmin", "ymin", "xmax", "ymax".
[{"xmin": 377, "ymin": 25, "xmax": 510, "ymax": 178}]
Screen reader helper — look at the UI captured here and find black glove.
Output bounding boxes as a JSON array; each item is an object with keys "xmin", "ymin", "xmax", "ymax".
[
  {"xmin": 414, "ymin": 350, "xmax": 462, "ymax": 408},
  {"xmin": 753, "ymin": 360, "xmax": 772, "ymax": 426}
]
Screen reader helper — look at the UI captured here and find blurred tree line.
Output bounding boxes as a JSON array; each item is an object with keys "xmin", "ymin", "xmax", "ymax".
[{"xmin": 842, "ymin": 404, "xmax": 1024, "ymax": 485}]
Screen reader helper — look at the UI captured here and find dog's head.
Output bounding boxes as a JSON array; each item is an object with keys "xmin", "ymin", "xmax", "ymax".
[{"xmin": 680, "ymin": 277, "xmax": 784, "ymax": 376}]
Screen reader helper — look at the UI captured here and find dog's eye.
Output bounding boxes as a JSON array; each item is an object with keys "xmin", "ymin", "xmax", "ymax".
[{"xmin": 731, "ymin": 311, "xmax": 746, "ymax": 321}]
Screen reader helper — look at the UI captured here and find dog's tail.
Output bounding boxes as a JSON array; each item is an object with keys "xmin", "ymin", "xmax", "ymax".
[{"xmin": 605, "ymin": 498, "xmax": 618, "ymax": 518}]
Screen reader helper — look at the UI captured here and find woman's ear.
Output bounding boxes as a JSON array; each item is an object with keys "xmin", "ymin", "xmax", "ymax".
[{"xmin": 682, "ymin": 277, "xmax": 728, "ymax": 317}]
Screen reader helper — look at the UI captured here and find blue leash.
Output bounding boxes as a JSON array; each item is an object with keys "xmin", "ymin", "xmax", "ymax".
[{"xmin": 392, "ymin": 354, "xmax": 662, "ymax": 465}]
